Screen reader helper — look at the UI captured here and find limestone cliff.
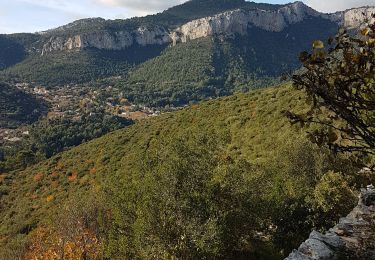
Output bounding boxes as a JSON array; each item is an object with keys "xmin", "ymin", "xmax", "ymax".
[
  {"xmin": 41, "ymin": 26, "xmax": 170, "ymax": 55},
  {"xmin": 40, "ymin": 2, "xmax": 375, "ymax": 54},
  {"xmin": 285, "ymin": 185, "xmax": 375, "ymax": 260},
  {"xmin": 343, "ymin": 7, "xmax": 375, "ymax": 29},
  {"xmin": 171, "ymin": 4, "xmax": 375, "ymax": 44},
  {"xmin": 171, "ymin": 2, "xmax": 319, "ymax": 44}
]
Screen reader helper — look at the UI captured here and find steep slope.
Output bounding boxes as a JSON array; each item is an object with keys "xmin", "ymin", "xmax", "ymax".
[
  {"xmin": 0, "ymin": 36, "xmax": 26, "ymax": 69},
  {"xmin": 119, "ymin": 15, "xmax": 338, "ymax": 106},
  {"xmin": 0, "ymin": 1, "xmax": 373, "ymax": 103},
  {"xmin": 0, "ymin": 84, "xmax": 363, "ymax": 258},
  {"xmin": 121, "ymin": 37, "xmax": 220, "ymax": 106},
  {"xmin": 0, "ymin": 82, "xmax": 47, "ymax": 128},
  {"xmin": 1, "ymin": 44, "xmax": 167, "ymax": 86},
  {"xmin": 0, "ymin": 33, "xmax": 44, "ymax": 69}
]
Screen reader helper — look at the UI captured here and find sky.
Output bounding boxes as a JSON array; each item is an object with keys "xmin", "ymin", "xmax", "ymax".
[{"xmin": 0, "ymin": 0, "xmax": 374, "ymax": 34}]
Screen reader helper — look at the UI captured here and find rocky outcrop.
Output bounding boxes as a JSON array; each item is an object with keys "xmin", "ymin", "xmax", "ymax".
[
  {"xmin": 41, "ymin": 2, "xmax": 375, "ymax": 54},
  {"xmin": 343, "ymin": 7, "xmax": 375, "ymax": 29},
  {"xmin": 171, "ymin": 2, "xmax": 319, "ymax": 44},
  {"xmin": 325, "ymin": 7, "xmax": 375, "ymax": 29},
  {"xmin": 41, "ymin": 26, "xmax": 171, "ymax": 55},
  {"xmin": 285, "ymin": 185, "xmax": 375, "ymax": 260}
]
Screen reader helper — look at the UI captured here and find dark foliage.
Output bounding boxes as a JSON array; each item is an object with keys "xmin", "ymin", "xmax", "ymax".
[
  {"xmin": 0, "ymin": 36, "xmax": 26, "ymax": 69},
  {"xmin": 291, "ymin": 20, "xmax": 375, "ymax": 158},
  {"xmin": 1, "ymin": 45, "xmax": 167, "ymax": 87},
  {"xmin": 0, "ymin": 114, "xmax": 133, "ymax": 172},
  {"xmin": 117, "ymin": 18, "xmax": 338, "ymax": 107},
  {"xmin": 0, "ymin": 82, "xmax": 47, "ymax": 128}
]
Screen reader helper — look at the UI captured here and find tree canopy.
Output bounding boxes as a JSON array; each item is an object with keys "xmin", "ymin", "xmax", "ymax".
[{"xmin": 291, "ymin": 18, "xmax": 375, "ymax": 160}]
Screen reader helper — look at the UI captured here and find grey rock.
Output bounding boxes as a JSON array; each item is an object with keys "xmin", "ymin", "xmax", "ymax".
[
  {"xmin": 41, "ymin": 3, "xmax": 375, "ymax": 54},
  {"xmin": 286, "ymin": 185, "xmax": 375, "ymax": 260}
]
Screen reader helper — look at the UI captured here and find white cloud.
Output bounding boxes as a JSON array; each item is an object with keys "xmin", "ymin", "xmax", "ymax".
[{"xmin": 304, "ymin": 0, "xmax": 375, "ymax": 13}]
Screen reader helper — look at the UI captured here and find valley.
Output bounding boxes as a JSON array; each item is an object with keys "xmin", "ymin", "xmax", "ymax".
[{"xmin": 0, "ymin": 0, "xmax": 374, "ymax": 259}]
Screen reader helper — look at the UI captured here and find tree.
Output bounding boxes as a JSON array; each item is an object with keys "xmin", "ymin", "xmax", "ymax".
[
  {"xmin": 290, "ymin": 17, "xmax": 375, "ymax": 159},
  {"xmin": 26, "ymin": 195, "xmax": 107, "ymax": 259}
]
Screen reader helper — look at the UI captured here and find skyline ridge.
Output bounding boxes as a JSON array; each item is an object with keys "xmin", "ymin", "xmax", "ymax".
[{"xmin": 1, "ymin": 0, "xmax": 374, "ymax": 34}]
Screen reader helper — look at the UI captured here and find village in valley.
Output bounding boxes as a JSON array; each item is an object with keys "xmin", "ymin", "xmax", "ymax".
[
  {"xmin": 0, "ymin": 83, "xmax": 166, "ymax": 144},
  {"xmin": 16, "ymin": 83, "xmax": 163, "ymax": 119}
]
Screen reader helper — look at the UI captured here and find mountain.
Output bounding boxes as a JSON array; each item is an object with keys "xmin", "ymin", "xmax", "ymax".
[
  {"xmin": 0, "ymin": 1, "xmax": 373, "ymax": 106},
  {"xmin": 0, "ymin": 84, "xmax": 363, "ymax": 259},
  {"xmin": 0, "ymin": 82, "xmax": 47, "ymax": 128}
]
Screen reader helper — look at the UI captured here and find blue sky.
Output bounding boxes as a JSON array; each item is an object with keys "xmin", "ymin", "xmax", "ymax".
[{"xmin": 1, "ymin": 0, "xmax": 374, "ymax": 34}]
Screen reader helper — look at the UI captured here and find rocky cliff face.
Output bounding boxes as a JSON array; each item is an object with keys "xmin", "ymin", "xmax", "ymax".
[
  {"xmin": 41, "ymin": 26, "xmax": 170, "ymax": 55},
  {"xmin": 343, "ymin": 7, "xmax": 375, "ymax": 29},
  {"xmin": 172, "ymin": 2, "xmax": 319, "ymax": 44},
  {"xmin": 286, "ymin": 185, "xmax": 375, "ymax": 260},
  {"xmin": 41, "ymin": 2, "xmax": 375, "ymax": 54}
]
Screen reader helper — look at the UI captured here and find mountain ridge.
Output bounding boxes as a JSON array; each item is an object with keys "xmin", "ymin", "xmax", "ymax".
[
  {"xmin": 0, "ymin": 0, "xmax": 374, "ymax": 106},
  {"xmin": 35, "ymin": 3, "xmax": 375, "ymax": 54}
]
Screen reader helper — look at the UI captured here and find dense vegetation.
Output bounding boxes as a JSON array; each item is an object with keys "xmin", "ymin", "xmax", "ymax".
[
  {"xmin": 0, "ymin": 82, "xmax": 47, "ymax": 128},
  {"xmin": 4, "ymin": 17, "xmax": 338, "ymax": 105},
  {"xmin": 0, "ymin": 0, "xmax": 339, "ymax": 107},
  {"xmin": 0, "ymin": 33, "xmax": 42, "ymax": 69},
  {"xmin": 117, "ymin": 17, "xmax": 338, "ymax": 107},
  {"xmin": 120, "ymin": 37, "xmax": 223, "ymax": 106},
  {"xmin": 1, "ymin": 85, "xmax": 370, "ymax": 259},
  {"xmin": 0, "ymin": 36, "xmax": 26, "ymax": 69},
  {"xmin": 0, "ymin": 113, "xmax": 133, "ymax": 173},
  {"xmin": 0, "ymin": 45, "xmax": 167, "ymax": 87}
]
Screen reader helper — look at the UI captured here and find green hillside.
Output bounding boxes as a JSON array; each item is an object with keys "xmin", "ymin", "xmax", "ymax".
[
  {"xmin": 1, "ymin": 84, "xmax": 366, "ymax": 259},
  {"xmin": 0, "ymin": 82, "xmax": 47, "ymax": 128},
  {"xmin": 121, "ymin": 37, "xmax": 221, "ymax": 106},
  {"xmin": 118, "ymin": 17, "xmax": 338, "ymax": 107},
  {"xmin": 0, "ymin": 33, "xmax": 42, "ymax": 70},
  {"xmin": 0, "ymin": 0, "xmax": 339, "ymax": 107},
  {"xmin": 1, "ymin": 45, "xmax": 167, "ymax": 86}
]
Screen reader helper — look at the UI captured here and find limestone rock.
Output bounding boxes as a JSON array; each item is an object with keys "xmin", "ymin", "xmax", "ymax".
[
  {"xmin": 285, "ymin": 185, "xmax": 375, "ymax": 260},
  {"xmin": 42, "ymin": 26, "xmax": 170, "ymax": 55},
  {"xmin": 41, "ymin": 2, "xmax": 375, "ymax": 54},
  {"xmin": 343, "ymin": 7, "xmax": 375, "ymax": 29},
  {"xmin": 172, "ymin": 2, "xmax": 320, "ymax": 44}
]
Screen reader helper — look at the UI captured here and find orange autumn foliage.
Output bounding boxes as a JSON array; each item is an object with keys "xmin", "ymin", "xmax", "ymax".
[
  {"xmin": 26, "ymin": 224, "xmax": 101, "ymax": 259},
  {"xmin": 25, "ymin": 197, "xmax": 107, "ymax": 260},
  {"xmin": 33, "ymin": 173, "xmax": 44, "ymax": 182},
  {"xmin": 46, "ymin": 195, "xmax": 55, "ymax": 203},
  {"xmin": 0, "ymin": 174, "xmax": 6, "ymax": 184},
  {"xmin": 68, "ymin": 171, "xmax": 78, "ymax": 182},
  {"xmin": 89, "ymin": 168, "xmax": 97, "ymax": 175},
  {"xmin": 50, "ymin": 172, "xmax": 59, "ymax": 179}
]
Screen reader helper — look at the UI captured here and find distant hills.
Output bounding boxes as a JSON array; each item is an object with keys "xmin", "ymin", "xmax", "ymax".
[{"xmin": 0, "ymin": 0, "xmax": 374, "ymax": 107}]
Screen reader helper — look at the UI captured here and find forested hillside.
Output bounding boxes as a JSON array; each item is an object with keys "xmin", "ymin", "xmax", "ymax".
[
  {"xmin": 0, "ymin": 0, "xmax": 347, "ymax": 107},
  {"xmin": 0, "ymin": 36, "xmax": 26, "ymax": 69},
  {"xmin": 118, "ymin": 16, "xmax": 338, "ymax": 107},
  {"xmin": 1, "ymin": 84, "xmax": 369, "ymax": 259},
  {"xmin": 0, "ymin": 82, "xmax": 47, "ymax": 128},
  {"xmin": 0, "ymin": 45, "xmax": 167, "ymax": 86}
]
